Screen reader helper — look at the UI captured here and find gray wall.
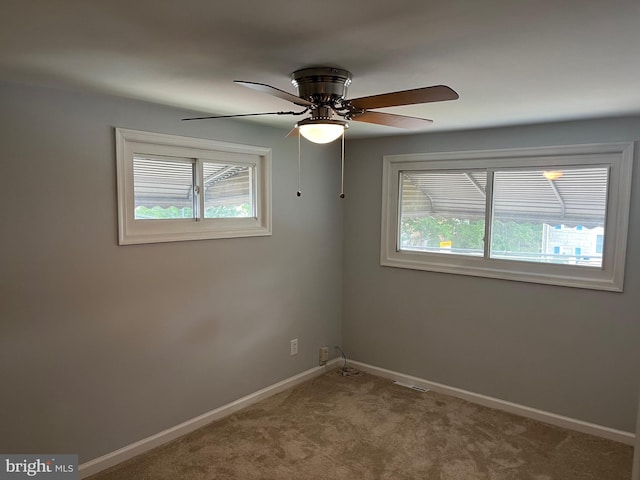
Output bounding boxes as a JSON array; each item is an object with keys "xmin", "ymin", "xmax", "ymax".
[
  {"xmin": 343, "ymin": 117, "xmax": 640, "ymax": 432},
  {"xmin": 0, "ymin": 81, "xmax": 343, "ymax": 461}
]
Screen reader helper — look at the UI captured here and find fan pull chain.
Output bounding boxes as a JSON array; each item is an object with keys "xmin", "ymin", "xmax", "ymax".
[
  {"xmin": 296, "ymin": 128, "xmax": 302, "ymax": 197},
  {"xmin": 339, "ymin": 130, "xmax": 346, "ymax": 199}
]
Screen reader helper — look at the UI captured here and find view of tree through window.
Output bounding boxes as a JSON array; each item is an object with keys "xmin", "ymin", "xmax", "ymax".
[
  {"xmin": 134, "ymin": 204, "xmax": 251, "ymax": 219},
  {"xmin": 490, "ymin": 221, "xmax": 544, "ymax": 256},
  {"xmin": 401, "ymin": 217, "xmax": 546, "ymax": 258},
  {"xmin": 400, "ymin": 217, "xmax": 485, "ymax": 255}
]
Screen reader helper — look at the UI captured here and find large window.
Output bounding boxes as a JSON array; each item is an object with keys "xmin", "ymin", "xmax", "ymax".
[
  {"xmin": 116, "ymin": 128, "xmax": 271, "ymax": 244},
  {"xmin": 381, "ymin": 143, "xmax": 633, "ymax": 291}
]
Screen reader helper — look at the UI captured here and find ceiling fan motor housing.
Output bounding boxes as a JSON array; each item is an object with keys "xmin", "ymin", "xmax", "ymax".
[{"xmin": 291, "ymin": 67, "xmax": 352, "ymax": 104}]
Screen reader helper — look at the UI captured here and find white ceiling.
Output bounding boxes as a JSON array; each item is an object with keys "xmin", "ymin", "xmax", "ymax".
[{"xmin": 1, "ymin": 0, "xmax": 639, "ymax": 138}]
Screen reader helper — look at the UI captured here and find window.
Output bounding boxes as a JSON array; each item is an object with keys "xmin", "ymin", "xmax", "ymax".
[
  {"xmin": 116, "ymin": 128, "xmax": 271, "ymax": 244},
  {"xmin": 381, "ymin": 143, "xmax": 633, "ymax": 291}
]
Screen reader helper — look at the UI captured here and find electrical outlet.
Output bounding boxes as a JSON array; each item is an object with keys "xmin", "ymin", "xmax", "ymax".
[
  {"xmin": 319, "ymin": 346, "xmax": 329, "ymax": 365},
  {"xmin": 290, "ymin": 338, "xmax": 298, "ymax": 356}
]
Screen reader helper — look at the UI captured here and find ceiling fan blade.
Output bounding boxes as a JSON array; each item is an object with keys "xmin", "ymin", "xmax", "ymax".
[
  {"xmin": 349, "ymin": 85, "xmax": 458, "ymax": 110},
  {"xmin": 352, "ymin": 111, "xmax": 433, "ymax": 129},
  {"xmin": 286, "ymin": 127, "xmax": 298, "ymax": 138},
  {"xmin": 234, "ymin": 81, "xmax": 313, "ymax": 107},
  {"xmin": 182, "ymin": 110, "xmax": 308, "ymax": 121}
]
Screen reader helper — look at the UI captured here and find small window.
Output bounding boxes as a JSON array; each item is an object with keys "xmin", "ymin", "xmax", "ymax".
[
  {"xmin": 116, "ymin": 128, "xmax": 271, "ymax": 244},
  {"xmin": 381, "ymin": 143, "xmax": 633, "ymax": 291}
]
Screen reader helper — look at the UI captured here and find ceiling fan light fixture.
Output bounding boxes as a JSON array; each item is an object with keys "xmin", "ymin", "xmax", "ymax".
[{"xmin": 297, "ymin": 119, "xmax": 348, "ymax": 144}]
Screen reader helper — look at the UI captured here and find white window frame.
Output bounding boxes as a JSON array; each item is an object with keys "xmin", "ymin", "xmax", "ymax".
[
  {"xmin": 115, "ymin": 128, "xmax": 271, "ymax": 245},
  {"xmin": 381, "ymin": 142, "xmax": 633, "ymax": 291}
]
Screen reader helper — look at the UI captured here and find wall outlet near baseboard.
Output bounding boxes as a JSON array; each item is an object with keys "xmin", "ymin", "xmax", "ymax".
[
  {"xmin": 290, "ymin": 338, "xmax": 298, "ymax": 356},
  {"xmin": 319, "ymin": 346, "xmax": 329, "ymax": 365}
]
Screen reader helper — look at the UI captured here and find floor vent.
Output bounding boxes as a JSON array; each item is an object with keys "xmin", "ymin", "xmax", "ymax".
[{"xmin": 393, "ymin": 381, "xmax": 429, "ymax": 393}]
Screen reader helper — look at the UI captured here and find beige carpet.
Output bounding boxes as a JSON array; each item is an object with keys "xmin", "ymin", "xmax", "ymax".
[{"xmin": 88, "ymin": 370, "xmax": 633, "ymax": 479}]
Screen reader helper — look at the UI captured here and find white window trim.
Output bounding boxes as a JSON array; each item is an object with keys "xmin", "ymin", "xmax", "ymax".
[
  {"xmin": 381, "ymin": 142, "xmax": 634, "ymax": 292},
  {"xmin": 115, "ymin": 128, "xmax": 271, "ymax": 245}
]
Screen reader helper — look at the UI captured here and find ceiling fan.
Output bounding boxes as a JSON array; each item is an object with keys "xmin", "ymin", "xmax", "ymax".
[{"xmin": 183, "ymin": 67, "xmax": 459, "ymax": 143}]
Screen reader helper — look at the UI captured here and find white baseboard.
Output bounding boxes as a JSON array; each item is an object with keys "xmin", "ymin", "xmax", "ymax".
[
  {"xmin": 79, "ymin": 359, "xmax": 340, "ymax": 478},
  {"xmin": 349, "ymin": 360, "xmax": 635, "ymax": 446}
]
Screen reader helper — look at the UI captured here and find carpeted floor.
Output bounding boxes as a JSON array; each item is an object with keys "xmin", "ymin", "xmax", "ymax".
[{"xmin": 88, "ymin": 370, "xmax": 633, "ymax": 479}]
